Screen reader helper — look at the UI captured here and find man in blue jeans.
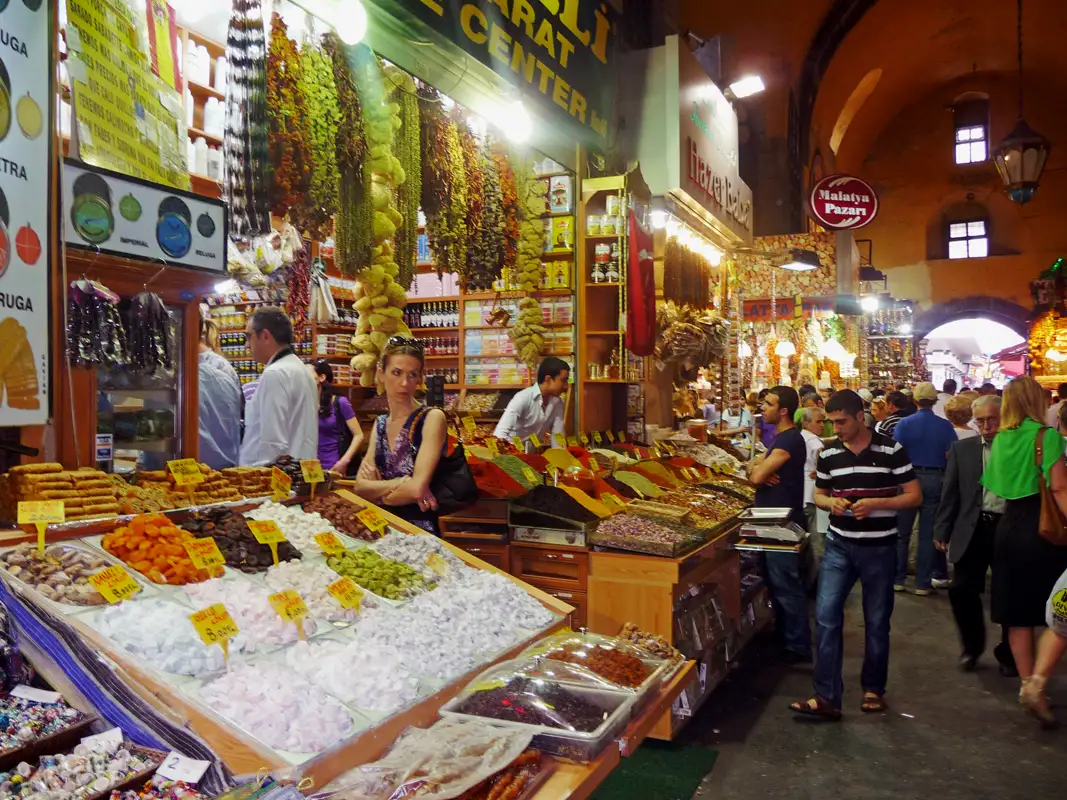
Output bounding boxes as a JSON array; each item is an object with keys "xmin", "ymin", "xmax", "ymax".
[
  {"xmin": 790, "ymin": 390, "xmax": 921, "ymax": 719},
  {"xmin": 892, "ymin": 382, "xmax": 958, "ymax": 595}
]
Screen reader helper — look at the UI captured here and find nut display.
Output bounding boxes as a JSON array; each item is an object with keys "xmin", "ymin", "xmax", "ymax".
[
  {"xmin": 325, "ymin": 548, "xmax": 427, "ymax": 601},
  {"xmin": 303, "ymin": 493, "xmax": 383, "ymax": 540},
  {"xmin": 180, "ymin": 509, "xmax": 302, "ymax": 573},
  {"xmin": 589, "ymin": 513, "xmax": 702, "ymax": 558},
  {"xmin": 455, "ymin": 677, "xmax": 609, "ymax": 732},
  {"xmin": 102, "ymin": 515, "xmax": 212, "ymax": 585},
  {"xmin": 619, "ymin": 622, "xmax": 684, "ymax": 666},
  {"xmin": 541, "ymin": 643, "xmax": 650, "ymax": 688},
  {"xmin": 0, "ymin": 544, "xmax": 112, "ymax": 606},
  {"xmin": 654, "ymin": 489, "xmax": 747, "ymax": 525}
]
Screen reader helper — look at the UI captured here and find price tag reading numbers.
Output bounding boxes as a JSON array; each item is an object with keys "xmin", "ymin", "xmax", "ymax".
[
  {"xmin": 567, "ymin": 436, "xmax": 578, "ymax": 447},
  {"xmin": 17, "ymin": 500, "xmax": 65, "ymax": 524},
  {"xmin": 328, "ymin": 576, "xmax": 363, "ymax": 610},
  {"xmin": 157, "ymin": 752, "xmax": 211, "ymax": 784},
  {"xmin": 529, "ymin": 433, "xmax": 542, "ymax": 449},
  {"xmin": 520, "ymin": 465, "xmax": 540, "ymax": 485},
  {"xmin": 268, "ymin": 589, "xmax": 309, "ymax": 623},
  {"xmin": 447, "ymin": 425, "xmax": 459, "ymax": 439},
  {"xmin": 461, "ymin": 415, "xmax": 478, "ymax": 435},
  {"xmin": 554, "ymin": 433, "xmax": 567, "ymax": 448},
  {"xmin": 246, "ymin": 519, "xmax": 287, "ymax": 545},
  {"xmin": 485, "ymin": 438, "xmax": 499, "ymax": 457},
  {"xmin": 578, "ymin": 432, "xmax": 590, "ymax": 446},
  {"xmin": 511, "ymin": 436, "xmax": 524, "ymax": 451},
  {"xmin": 271, "ymin": 467, "xmax": 292, "ymax": 500},
  {"xmin": 300, "ymin": 459, "xmax": 325, "ymax": 484},
  {"xmin": 87, "ymin": 565, "xmax": 141, "ymax": 603},
  {"xmin": 81, "ymin": 727, "xmax": 123, "ymax": 753},
  {"xmin": 189, "ymin": 603, "xmax": 240, "ymax": 647},
  {"xmin": 606, "ymin": 430, "xmax": 616, "ymax": 443},
  {"xmin": 617, "ymin": 431, "xmax": 627, "ymax": 442},
  {"xmin": 546, "ymin": 463, "xmax": 559, "ymax": 481},
  {"xmin": 314, "ymin": 532, "xmax": 346, "ymax": 556},
  {"xmin": 356, "ymin": 506, "xmax": 388, "ymax": 532},
  {"xmin": 167, "ymin": 459, "xmax": 204, "ymax": 486},
  {"xmin": 183, "ymin": 538, "xmax": 225, "ymax": 570},
  {"xmin": 426, "ymin": 552, "xmax": 449, "ymax": 576},
  {"xmin": 592, "ymin": 431, "xmax": 603, "ymax": 445}
]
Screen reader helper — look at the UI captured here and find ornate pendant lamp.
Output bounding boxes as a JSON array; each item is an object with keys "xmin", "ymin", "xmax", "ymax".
[{"xmin": 993, "ymin": 0, "xmax": 1051, "ymax": 204}]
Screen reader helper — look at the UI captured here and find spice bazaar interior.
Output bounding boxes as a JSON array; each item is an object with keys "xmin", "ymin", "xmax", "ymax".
[{"xmin": 0, "ymin": 0, "xmax": 1065, "ymax": 798}]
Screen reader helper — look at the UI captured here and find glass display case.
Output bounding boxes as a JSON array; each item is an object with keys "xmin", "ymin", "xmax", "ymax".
[{"xmin": 96, "ymin": 309, "xmax": 183, "ymax": 473}]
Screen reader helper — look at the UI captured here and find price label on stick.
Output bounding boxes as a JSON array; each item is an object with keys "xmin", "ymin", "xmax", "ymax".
[
  {"xmin": 486, "ymin": 438, "xmax": 499, "ymax": 457},
  {"xmin": 606, "ymin": 430, "xmax": 615, "ymax": 443},
  {"xmin": 356, "ymin": 506, "xmax": 388, "ymax": 533},
  {"xmin": 88, "ymin": 565, "xmax": 141, "ymax": 603},
  {"xmin": 271, "ymin": 467, "xmax": 292, "ymax": 501},
  {"xmin": 554, "ymin": 433, "xmax": 567, "ymax": 449},
  {"xmin": 520, "ymin": 465, "xmax": 540, "ymax": 484},
  {"xmin": 592, "ymin": 431, "xmax": 603, "ymax": 445},
  {"xmin": 511, "ymin": 436, "xmax": 524, "ymax": 451},
  {"xmin": 618, "ymin": 431, "xmax": 627, "ymax": 443},
  {"xmin": 529, "ymin": 433, "xmax": 542, "ymax": 449},
  {"xmin": 184, "ymin": 538, "xmax": 225, "ymax": 571},
  {"xmin": 462, "ymin": 415, "xmax": 478, "ymax": 436},
  {"xmin": 246, "ymin": 519, "xmax": 286, "ymax": 565},
  {"xmin": 167, "ymin": 459, "xmax": 204, "ymax": 486},
  {"xmin": 18, "ymin": 501, "xmax": 64, "ymax": 554},
  {"xmin": 328, "ymin": 576, "xmax": 364, "ymax": 611},
  {"xmin": 579, "ymin": 432, "xmax": 589, "ymax": 446},
  {"xmin": 600, "ymin": 493, "xmax": 626, "ymax": 511},
  {"xmin": 546, "ymin": 463, "xmax": 559, "ymax": 483},
  {"xmin": 300, "ymin": 459, "xmax": 325, "ymax": 485},
  {"xmin": 314, "ymin": 532, "xmax": 346, "ymax": 556},
  {"xmin": 268, "ymin": 589, "xmax": 309, "ymax": 639},
  {"xmin": 189, "ymin": 603, "xmax": 239, "ymax": 661},
  {"xmin": 567, "ymin": 436, "xmax": 578, "ymax": 447}
]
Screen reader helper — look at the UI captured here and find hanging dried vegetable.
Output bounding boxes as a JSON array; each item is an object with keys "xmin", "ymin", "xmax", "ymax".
[
  {"xmin": 461, "ymin": 127, "xmax": 484, "ymax": 277},
  {"xmin": 67, "ymin": 283, "xmax": 128, "ymax": 368},
  {"xmin": 389, "ymin": 68, "xmax": 421, "ymax": 292},
  {"xmin": 418, "ymin": 87, "xmax": 451, "ymax": 223},
  {"xmin": 466, "ymin": 136, "xmax": 502, "ymax": 291},
  {"xmin": 266, "ymin": 12, "xmax": 311, "ymax": 219},
  {"xmin": 286, "ymin": 242, "xmax": 311, "ymax": 341},
  {"xmin": 125, "ymin": 293, "xmax": 173, "ymax": 375},
  {"xmin": 296, "ymin": 36, "xmax": 340, "ymax": 240},
  {"xmin": 655, "ymin": 302, "xmax": 728, "ymax": 370},
  {"xmin": 425, "ymin": 120, "xmax": 468, "ymax": 280},
  {"xmin": 493, "ymin": 143, "xmax": 519, "ymax": 271},
  {"xmin": 507, "ymin": 149, "xmax": 548, "ymax": 369},
  {"xmin": 223, "ymin": 0, "xmax": 270, "ymax": 238},
  {"xmin": 663, "ymin": 238, "xmax": 712, "ymax": 308},
  {"xmin": 324, "ymin": 32, "xmax": 368, "ymax": 277},
  {"xmin": 349, "ymin": 53, "xmax": 408, "ymax": 386}
]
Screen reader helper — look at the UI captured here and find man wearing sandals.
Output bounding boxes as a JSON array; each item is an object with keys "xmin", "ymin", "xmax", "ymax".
[{"xmin": 791, "ymin": 390, "xmax": 922, "ymax": 720}]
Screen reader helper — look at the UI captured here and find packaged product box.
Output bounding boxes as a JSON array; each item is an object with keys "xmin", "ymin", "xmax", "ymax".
[
  {"xmin": 542, "ymin": 219, "xmax": 555, "ymax": 253},
  {"xmin": 550, "ymin": 216, "xmax": 574, "ymax": 252},
  {"xmin": 465, "ymin": 329, "xmax": 483, "ymax": 356},
  {"xmin": 539, "ymin": 261, "xmax": 551, "ymax": 288},
  {"xmin": 548, "ymin": 175, "xmax": 573, "ymax": 214},
  {"xmin": 417, "ymin": 233, "xmax": 431, "ymax": 263},
  {"xmin": 554, "ymin": 260, "xmax": 573, "ymax": 289}
]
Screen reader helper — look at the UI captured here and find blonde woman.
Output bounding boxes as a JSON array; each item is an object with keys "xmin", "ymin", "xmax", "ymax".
[
  {"xmin": 981, "ymin": 376, "xmax": 1067, "ymax": 725},
  {"xmin": 945, "ymin": 395, "xmax": 979, "ymax": 440},
  {"xmin": 871, "ymin": 397, "xmax": 888, "ymax": 425}
]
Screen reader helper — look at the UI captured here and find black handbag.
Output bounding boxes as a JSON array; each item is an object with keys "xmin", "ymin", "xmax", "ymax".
[{"xmin": 409, "ymin": 408, "xmax": 478, "ymax": 515}]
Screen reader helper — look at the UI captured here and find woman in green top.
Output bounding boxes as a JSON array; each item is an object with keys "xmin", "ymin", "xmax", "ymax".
[{"xmin": 981, "ymin": 376, "xmax": 1067, "ymax": 726}]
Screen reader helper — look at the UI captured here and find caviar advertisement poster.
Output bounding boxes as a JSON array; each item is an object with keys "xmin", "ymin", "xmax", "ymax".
[{"xmin": 0, "ymin": 0, "xmax": 50, "ymax": 424}]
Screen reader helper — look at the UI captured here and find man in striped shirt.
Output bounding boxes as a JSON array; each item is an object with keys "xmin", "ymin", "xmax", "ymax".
[{"xmin": 790, "ymin": 390, "xmax": 921, "ymax": 720}]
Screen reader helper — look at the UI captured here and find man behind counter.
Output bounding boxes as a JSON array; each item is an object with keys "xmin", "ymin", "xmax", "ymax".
[{"xmin": 494, "ymin": 358, "xmax": 570, "ymax": 443}]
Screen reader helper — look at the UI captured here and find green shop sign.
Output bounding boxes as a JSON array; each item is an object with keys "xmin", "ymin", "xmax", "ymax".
[{"xmin": 390, "ymin": 0, "xmax": 619, "ymax": 144}]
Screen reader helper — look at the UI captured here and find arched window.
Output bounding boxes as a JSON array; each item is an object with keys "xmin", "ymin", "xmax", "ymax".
[{"xmin": 953, "ymin": 95, "xmax": 989, "ymax": 165}]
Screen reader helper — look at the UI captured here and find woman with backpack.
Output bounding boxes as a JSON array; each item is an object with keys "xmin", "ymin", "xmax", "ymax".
[{"xmin": 313, "ymin": 360, "xmax": 364, "ymax": 475}]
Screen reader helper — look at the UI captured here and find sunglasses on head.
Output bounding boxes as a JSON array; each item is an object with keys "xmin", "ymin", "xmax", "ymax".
[{"xmin": 387, "ymin": 336, "xmax": 425, "ymax": 351}]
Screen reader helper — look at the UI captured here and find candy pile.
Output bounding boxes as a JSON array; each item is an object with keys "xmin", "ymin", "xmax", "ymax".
[
  {"xmin": 271, "ymin": 456, "xmax": 309, "ymax": 496},
  {"xmin": 370, "ymin": 532, "xmax": 469, "ymax": 582},
  {"xmin": 109, "ymin": 776, "xmax": 211, "ymax": 800},
  {"xmin": 102, "ymin": 516, "xmax": 212, "ymax": 585},
  {"xmin": 0, "ymin": 696, "xmax": 85, "ymax": 756},
  {"xmin": 198, "ymin": 662, "xmax": 354, "ymax": 752},
  {"xmin": 2, "ymin": 464, "xmax": 121, "ymax": 522},
  {"xmin": 0, "ymin": 544, "xmax": 112, "ymax": 606},
  {"xmin": 283, "ymin": 638, "xmax": 419, "ymax": 714},
  {"xmin": 93, "ymin": 598, "xmax": 243, "ymax": 676},
  {"xmin": 245, "ymin": 501, "xmax": 345, "ymax": 553},
  {"xmin": 0, "ymin": 738, "xmax": 161, "ymax": 800},
  {"xmin": 262, "ymin": 560, "xmax": 367, "ymax": 624},
  {"xmin": 181, "ymin": 510, "xmax": 302, "ymax": 573},
  {"xmin": 183, "ymin": 578, "xmax": 315, "ymax": 647},
  {"xmin": 303, "ymin": 494, "xmax": 382, "ymax": 540},
  {"xmin": 326, "ymin": 549, "xmax": 427, "ymax": 601}
]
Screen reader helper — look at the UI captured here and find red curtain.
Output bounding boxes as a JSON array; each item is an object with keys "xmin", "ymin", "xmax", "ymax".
[{"xmin": 626, "ymin": 210, "xmax": 655, "ymax": 356}]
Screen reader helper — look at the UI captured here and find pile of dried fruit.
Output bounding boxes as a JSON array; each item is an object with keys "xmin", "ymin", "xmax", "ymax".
[{"xmin": 102, "ymin": 514, "xmax": 212, "ymax": 585}]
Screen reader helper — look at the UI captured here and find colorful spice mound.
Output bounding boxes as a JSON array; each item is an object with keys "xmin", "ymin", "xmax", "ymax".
[
  {"xmin": 543, "ymin": 644, "xmax": 650, "ymax": 688},
  {"xmin": 468, "ymin": 458, "xmax": 527, "ymax": 499},
  {"xmin": 610, "ymin": 471, "xmax": 663, "ymax": 498},
  {"xmin": 516, "ymin": 485, "xmax": 600, "ymax": 523},
  {"xmin": 492, "ymin": 454, "xmax": 543, "ymax": 490},
  {"xmin": 602, "ymin": 475, "xmax": 639, "ymax": 499},
  {"xmin": 456, "ymin": 677, "xmax": 608, "ymax": 732},
  {"xmin": 103, "ymin": 514, "xmax": 212, "ymax": 585}
]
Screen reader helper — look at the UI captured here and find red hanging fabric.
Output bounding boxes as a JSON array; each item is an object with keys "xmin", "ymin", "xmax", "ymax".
[{"xmin": 626, "ymin": 209, "xmax": 656, "ymax": 356}]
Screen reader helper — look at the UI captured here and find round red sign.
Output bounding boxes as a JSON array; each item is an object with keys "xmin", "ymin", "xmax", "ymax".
[{"xmin": 808, "ymin": 174, "xmax": 879, "ymax": 230}]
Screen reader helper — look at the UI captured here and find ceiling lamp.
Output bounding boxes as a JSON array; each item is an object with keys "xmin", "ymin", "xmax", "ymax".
[
  {"xmin": 728, "ymin": 75, "xmax": 765, "ymax": 99},
  {"xmin": 1046, "ymin": 347, "xmax": 1067, "ymax": 363},
  {"xmin": 820, "ymin": 339, "xmax": 848, "ymax": 362},
  {"xmin": 334, "ymin": 0, "xmax": 368, "ymax": 44},
  {"xmin": 500, "ymin": 100, "xmax": 532, "ymax": 143},
  {"xmin": 780, "ymin": 248, "xmax": 819, "ymax": 272},
  {"xmin": 860, "ymin": 295, "xmax": 880, "ymax": 312},
  {"xmin": 993, "ymin": 0, "xmax": 1051, "ymax": 204},
  {"xmin": 774, "ymin": 340, "xmax": 796, "ymax": 357}
]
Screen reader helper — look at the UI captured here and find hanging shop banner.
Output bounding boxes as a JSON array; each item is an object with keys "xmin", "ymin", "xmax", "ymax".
[
  {"xmin": 0, "ymin": 0, "xmax": 51, "ymax": 424},
  {"xmin": 390, "ymin": 0, "xmax": 619, "ymax": 145},
  {"xmin": 65, "ymin": 0, "xmax": 188, "ymax": 189},
  {"xmin": 808, "ymin": 174, "xmax": 878, "ymax": 230},
  {"xmin": 63, "ymin": 160, "xmax": 227, "ymax": 273},
  {"xmin": 743, "ymin": 296, "xmax": 836, "ymax": 322}
]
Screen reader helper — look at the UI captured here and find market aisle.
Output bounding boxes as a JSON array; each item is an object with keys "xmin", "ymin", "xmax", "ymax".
[{"xmin": 687, "ymin": 591, "xmax": 1065, "ymax": 800}]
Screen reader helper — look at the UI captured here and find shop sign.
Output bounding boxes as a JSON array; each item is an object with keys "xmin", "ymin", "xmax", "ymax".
[
  {"xmin": 63, "ymin": 161, "xmax": 227, "ymax": 273},
  {"xmin": 743, "ymin": 296, "xmax": 836, "ymax": 322},
  {"xmin": 809, "ymin": 174, "xmax": 878, "ymax": 230},
  {"xmin": 393, "ymin": 0, "xmax": 619, "ymax": 144},
  {"xmin": 0, "ymin": 0, "xmax": 50, "ymax": 425}
]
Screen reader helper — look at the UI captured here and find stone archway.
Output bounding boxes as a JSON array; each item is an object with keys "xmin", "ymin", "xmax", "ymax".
[{"xmin": 912, "ymin": 296, "xmax": 1031, "ymax": 340}]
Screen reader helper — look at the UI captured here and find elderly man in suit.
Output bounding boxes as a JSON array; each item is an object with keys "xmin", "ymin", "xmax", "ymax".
[{"xmin": 934, "ymin": 395, "xmax": 1017, "ymax": 675}]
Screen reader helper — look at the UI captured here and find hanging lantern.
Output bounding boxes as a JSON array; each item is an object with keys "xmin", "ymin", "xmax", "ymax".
[{"xmin": 774, "ymin": 340, "xmax": 796, "ymax": 357}]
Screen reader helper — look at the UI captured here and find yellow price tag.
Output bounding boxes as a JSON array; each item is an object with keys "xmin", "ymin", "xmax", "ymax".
[
  {"xmin": 300, "ymin": 460, "xmax": 325, "ymax": 484},
  {"xmin": 167, "ymin": 459, "xmax": 204, "ymax": 486},
  {"xmin": 328, "ymin": 576, "xmax": 364, "ymax": 610},
  {"xmin": 546, "ymin": 463, "xmax": 559, "ymax": 481},
  {"xmin": 447, "ymin": 425, "xmax": 459, "ymax": 439},
  {"xmin": 618, "ymin": 431, "xmax": 627, "ymax": 442},
  {"xmin": 356, "ymin": 506, "xmax": 388, "ymax": 533},
  {"xmin": 189, "ymin": 603, "xmax": 239, "ymax": 658},
  {"xmin": 529, "ymin": 433, "xmax": 542, "ymax": 448},
  {"xmin": 599, "ymin": 493, "xmax": 626, "ymax": 511},
  {"xmin": 247, "ymin": 519, "xmax": 286, "ymax": 545},
  {"xmin": 606, "ymin": 430, "xmax": 616, "ymax": 443},
  {"xmin": 271, "ymin": 467, "xmax": 292, "ymax": 501},
  {"xmin": 520, "ymin": 465, "xmax": 540, "ymax": 484},
  {"xmin": 183, "ymin": 538, "xmax": 226, "ymax": 571},
  {"xmin": 462, "ymin": 415, "xmax": 478, "ymax": 435},
  {"xmin": 269, "ymin": 589, "xmax": 309, "ymax": 624},
  {"xmin": 554, "ymin": 433, "xmax": 567, "ymax": 448},
  {"xmin": 88, "ymin": 565, "xmax": 141, "ymax": 603},
  {"xmin": 592, "ymin": 431, "xmax": 603, "ymax": 445},
  {"xmin": 511, "ymin": 436, "xmax": 524, "ymax": 451},
  {"xmin": 486, "ymin": 438, "xmax": 499, "ymax": 457},
  {"xmin": 18, "ymin": 500, "xmax": 65, "ymax": 524},
  {"xmin": 426, "ymin": 552, "xmax": 449, "ymax": 576},
  {"xmin": 314, "ymin": 532, "xmax": 346, "ymax": 555},
  {"xmin": 567, "ymin": 436, "xmax": 578, "ymax": 447},
  {"xmin": 579, "ymin": 432, "xmax": 589, "ymax": 446}
]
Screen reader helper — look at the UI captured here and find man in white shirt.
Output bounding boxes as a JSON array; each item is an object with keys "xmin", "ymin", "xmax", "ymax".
[
  {"xmin": 1045, "ymin": 382, "xmax": 1067, "ymax": 431},
  {"xmin": 494, "ymin": 358, "xmax": 569, "ymax": 442},
  {"xmin": 800, "ymin": 405, "xmax": 826, "ymax": 534},
  {"xmin": 239, "ymin": 307, "xmax": 318, "ymax": 465},
  {"xmin": 933, "ymin": 378, "xmax": 957, "ymax": 419}
]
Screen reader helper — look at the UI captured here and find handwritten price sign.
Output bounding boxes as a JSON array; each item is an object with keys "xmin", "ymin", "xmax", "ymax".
[
  {"xmin": 189, "ymin": 604, "xmax": 239, "ymax": 650},
  {"xmin": 328, "ymin": 576, "xmax": 364, "ymax": 610},
  {"xmin": 268, "ymin": 589, "xmax": 309, "ymax": 623},
  {"xmin": 87, "ymin": 565, "xmax": 141, "ymax": 603},
  {"xmin": 247, "ymin": 519, "xmax": 286, "ymax": 545},
  {"xmin": 18, "ymin": 501, "xmax": 65, "ymax": 524},
  {"xmin": 271, "ymin": 467, "xmax": 292, "ymax": 501},
  {"xmin": 300, "ymin": 460, "xmax": 325, "ymax": 484},
  {"xmin": 314, "ymin": 532, "xmax": 346, "ymax": 555},
  {"xmin": 183, "ymin": 538, "xmax": 225, "ymax": 570},
  {"xmin": 356, "ymin": 506, "xmax": 388, "ymax": 533},
  {"xmin": 167, "ymin": 459, "xmax": 204, "ymax": 486}
]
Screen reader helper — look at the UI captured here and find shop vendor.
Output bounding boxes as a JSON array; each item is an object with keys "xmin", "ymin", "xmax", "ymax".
[{"xmin": 494, "ymin": 358, "xmax": 570, "ymax": 443}]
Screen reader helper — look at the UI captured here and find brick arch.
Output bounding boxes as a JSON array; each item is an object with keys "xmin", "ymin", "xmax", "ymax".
[{"xmin": 913, "ymin": 297, "xmax": 1031, "ymax": 340}]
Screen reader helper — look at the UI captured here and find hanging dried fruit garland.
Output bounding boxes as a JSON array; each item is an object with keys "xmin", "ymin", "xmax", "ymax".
[
  {"xmin": 418, "ymin": 87, "xmax": 450, "ymax": 222},
  {"xmin": 493, "ymin": 144, "xmax": 520, "ymax": 271},
  {"xmin": 266, "ymin": 13, "xmax": 311, "ymax": 219},
  {"xmin": 508, "ymin": 149, "xmax": 548, "ymax": 369},
  {"xmin": 663, "ymin": 238, "xmax": 713, "ymax": 308},
  {"xmin": 222, "ymin": 0, "xmax": 270, "ymax": 237},
  {"xmin": 466, "ymin": 137, "xmax": 503, "ymax": 291},
  {"xmin": 461, "ymin": 127, "xmax": 484, "ymax": 278},
  {"xmin": 286, "ymin": 243, "xmax": 311, "ymax": 338},
  {"xmin": 389, "ymin": 68, "xmax": 421, "ymax": 293},
  {"xmin": 296, "ymin": 38, "xmax": 339, "ymax": 240}
]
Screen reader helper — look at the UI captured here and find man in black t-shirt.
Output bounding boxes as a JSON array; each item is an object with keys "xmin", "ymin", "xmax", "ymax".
[{"xmin": 748, "ymin": 386, "xmax": 811, "ymax": 663}]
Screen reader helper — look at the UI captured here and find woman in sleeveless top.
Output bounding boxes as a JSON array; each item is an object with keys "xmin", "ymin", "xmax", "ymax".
[{"xmin": 350, "ymin": 337, "xmax": 446, "ymax": 533}]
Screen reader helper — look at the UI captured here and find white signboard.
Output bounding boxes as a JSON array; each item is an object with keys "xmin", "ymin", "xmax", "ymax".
[
  {"xmin": 63, "ymin": 161, "xmax": 226, "ymax": 273},
  {"xmin": 0, "ymin": 0, "xmax": 51, "ymax": 423}
]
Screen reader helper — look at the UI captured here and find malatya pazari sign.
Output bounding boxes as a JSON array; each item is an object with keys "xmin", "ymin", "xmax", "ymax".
[{"xmin": 398, "ymin": 0, "xmax": 619, "ymax": 144}]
